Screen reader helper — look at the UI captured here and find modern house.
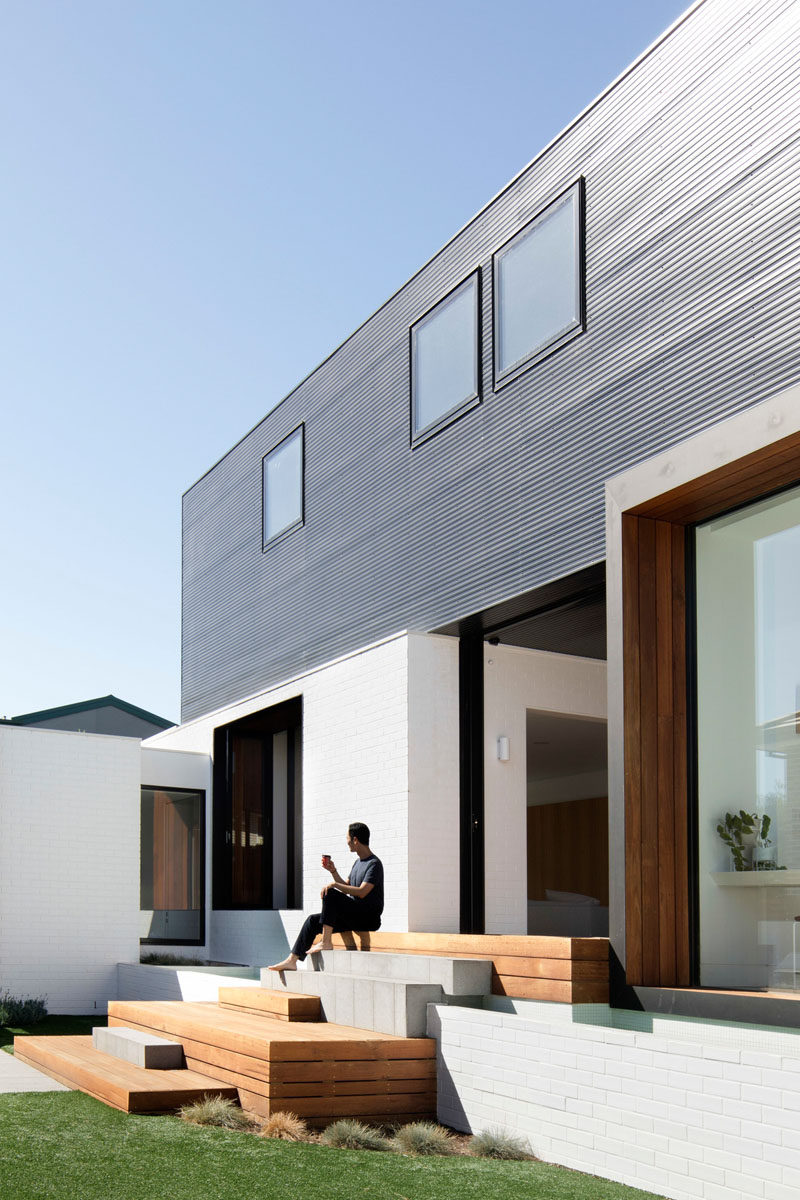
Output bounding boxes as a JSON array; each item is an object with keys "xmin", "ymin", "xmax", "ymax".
[
  {"xmin": 3, "ymin": 694, "xmax": 174, "ymax": 738},
  {"xmin": 5, "ymin": 2, "xmax": 800, "ymax": 1196},
  {"xmin": 147, "ymin": 0, "xmax": 800, "ymax": 1002}
]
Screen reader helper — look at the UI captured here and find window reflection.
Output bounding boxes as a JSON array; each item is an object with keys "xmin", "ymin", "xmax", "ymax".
[{"xmin": 696, "ymin": 485, "xmax": 800, "ymax": 992}]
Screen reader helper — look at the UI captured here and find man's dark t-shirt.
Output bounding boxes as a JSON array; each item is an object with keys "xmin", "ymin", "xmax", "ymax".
[{"xmin": 349, "ymin": 853, "xmax": 384, "ymax": 923}]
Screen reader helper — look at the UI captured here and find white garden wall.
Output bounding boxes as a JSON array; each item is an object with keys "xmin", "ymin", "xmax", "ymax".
[
  {"xmin": 432, "ymin": 999, "xmax": 800, "ymax": 1200},
  {"xmin": 0, "ymin": 725, "xmax": 140, "ymax": 1014}
]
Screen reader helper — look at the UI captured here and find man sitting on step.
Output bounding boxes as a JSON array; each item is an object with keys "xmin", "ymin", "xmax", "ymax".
[{"xmin": 268, "ymin": 821, "xmax": 384, "ymax": 971}]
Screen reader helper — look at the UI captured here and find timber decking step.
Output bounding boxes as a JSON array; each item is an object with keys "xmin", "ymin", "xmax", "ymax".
[
  {"xmin": 14, "ymin": 1035, "xmax": 237, "ymax": 1113},
  {"xmin": 322, "ymin": 932, "xmax": 610, "ymax": 1003},
  {"xmin": 107, "ymin": 1000, "xmax": 436, "ymax": 1127},
  {"xmin": 218, "ymin": 987, "xmax": 321, "ymax": 1021}
]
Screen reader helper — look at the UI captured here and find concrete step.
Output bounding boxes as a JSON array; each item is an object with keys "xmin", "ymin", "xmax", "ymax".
[
  {"xmin": 306, "ymin": 950, "xmax": 492, "ymax": 995},
  {"xmin": 259, "ymin": 950, "xmax": 489, "ymax": 1036},
  {"xmin": 258, "ymin": 967, "xmax": 442, "ymax": 1036},
  {"xmin": 91, "ymin": 1026, "xmax": 184, "ymax": 1069}
]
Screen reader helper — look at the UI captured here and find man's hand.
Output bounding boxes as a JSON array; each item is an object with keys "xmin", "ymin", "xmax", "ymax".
[{"xmin": 320, "ymin": 883, "xmax": 335, "ymax": 899}]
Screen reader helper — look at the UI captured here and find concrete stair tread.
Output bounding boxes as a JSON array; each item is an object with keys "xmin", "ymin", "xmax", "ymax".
[
  {"xmin": 258, "ymin": 956, "xmax": 485, "ymax": 1036},
  {"xmin": 92, "ymin": 1025, "xmax": 184, "ymax": 1069}
]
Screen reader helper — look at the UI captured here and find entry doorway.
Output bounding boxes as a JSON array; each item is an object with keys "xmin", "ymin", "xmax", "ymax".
[{"xmin": 526, "ymin": 710, "xmax": 609, "ymax": 936}]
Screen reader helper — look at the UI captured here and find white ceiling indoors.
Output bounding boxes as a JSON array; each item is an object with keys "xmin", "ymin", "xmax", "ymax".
[{"xmin": 526, "ymin": 709, "xmax": 608, "ymax": 806}]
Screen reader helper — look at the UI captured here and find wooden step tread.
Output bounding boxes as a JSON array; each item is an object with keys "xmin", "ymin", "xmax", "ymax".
[
  {"xmin": 218, "ymin": 987, "xmax": 321, "ymax": 1021},
  {"xmin": 14, "ymin": 1036, "xmax": 238, "ymax": 1113},
  {"xmin": 108, "ymin": 1002, "xmax": 435, "ymax": 1061}
]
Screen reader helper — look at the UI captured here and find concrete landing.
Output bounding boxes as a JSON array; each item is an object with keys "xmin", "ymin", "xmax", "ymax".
[{"xmin": 260, "ymin": 950, "xmax": 490, "ymax": 1036}]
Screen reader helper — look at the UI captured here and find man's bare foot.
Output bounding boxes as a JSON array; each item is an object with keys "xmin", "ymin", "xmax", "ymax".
[
  {"xmin": 307, "ymin": 941, "xmax": 333, "ymax": 955},
  {"xmin": 268, "ymin": 956, "xmax": 298, "ymax": 971}
]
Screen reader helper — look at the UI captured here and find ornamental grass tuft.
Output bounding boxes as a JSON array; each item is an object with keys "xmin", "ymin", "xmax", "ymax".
[
  {"xmin": 390, "ymin": 1121, "xmax": 456, "ymax": 1156},
  {"xmin": 179, "ymin": 1095, "xmax": 256, "ymax": 1130},
  {"xmin": 319, "ymin": 1119, "xmax": 391, "ymax": 1151},
  {"xmin": 469, "ymin": 1127, "xmax": 532, "ymax": 1160},
  {"xmin": 259, "ymin": 1111, "xmax": 309, "ymax": 1141}
]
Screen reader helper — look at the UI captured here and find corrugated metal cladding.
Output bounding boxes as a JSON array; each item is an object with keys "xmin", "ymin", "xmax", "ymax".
[{"xmin": 182, "ymin": 0, "xmax": 800, "ymax": 722}]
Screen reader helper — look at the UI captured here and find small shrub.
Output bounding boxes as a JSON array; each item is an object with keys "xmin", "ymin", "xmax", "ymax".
[
  {"xmin": 260, "ymin": 1111, "xmax": 309, "ymax": 1141},
  {"xmin": 319, "ymin": 1119, "xmax": 390, "ymax": 1151},
  {"xmin": 179, "ymin": 1094, "xmax": 255, "ymax": 1130},
  {"xmin": 391, "ymin": 1121, "xmax": 455, "ymax": 1156},
  {"xmin": 469, "ymin": 1127, "xmax": 531, "ymax": 1160},
  {"xmin": 140, "ymin": 953, "xmax": 204, "ymax": 966},
  {"xmin": 0, "ymin": 993, "xmax": 48, "ymax": 1026}
]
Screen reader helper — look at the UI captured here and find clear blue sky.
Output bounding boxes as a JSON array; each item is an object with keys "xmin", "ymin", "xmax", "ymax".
[{"xmin": 1, "ymin": 0, "xmax": 689, "ymax": 724}]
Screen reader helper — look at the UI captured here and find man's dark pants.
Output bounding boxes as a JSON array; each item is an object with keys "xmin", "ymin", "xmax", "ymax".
[{"xmin": 291, "ymin": 890, "xmax": 381, "ymax": 960}]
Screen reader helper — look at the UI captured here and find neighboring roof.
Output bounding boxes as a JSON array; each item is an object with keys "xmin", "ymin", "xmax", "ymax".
[{"xmin": 8, "ymin": 694, "xmax": 174, "ymax": 730}]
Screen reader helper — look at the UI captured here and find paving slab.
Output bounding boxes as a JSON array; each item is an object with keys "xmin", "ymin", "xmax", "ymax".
[{"xmin": 0, "ymin": 1050, "xmax": 69, "ymax": 1093}]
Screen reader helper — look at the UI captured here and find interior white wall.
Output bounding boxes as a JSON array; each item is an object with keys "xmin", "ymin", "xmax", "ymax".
[
  {"xmin": 483, "ymin": 645, "xmax": 607, "ymax": 933},
  {"xmin": 407, "ymin": 633, "xmax": 460, "ymax": 931},
  {"xmin": 0, "ymin": 726, "xmax": 140, "ymax": 1014}
]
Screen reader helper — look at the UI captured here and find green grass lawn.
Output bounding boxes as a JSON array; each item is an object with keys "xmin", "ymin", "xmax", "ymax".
[
  {"xmin": 0, "ymin": 1091, "xmax": 666, "ymax": 1200},
  {"xmin": 1, "ymin": 1015, "xmax": 105, "ymax": 1053}
]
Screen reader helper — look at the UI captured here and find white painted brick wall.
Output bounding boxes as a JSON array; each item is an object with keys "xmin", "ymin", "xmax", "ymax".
[
  {"xmin": 407, "ymin": 633, "xmax": 460, "ymax": 932},
  {"xmin": 431, "ymin": 1002, "xmax": 800, "ymax": 1200},
  {"xmin": 147, "ymin": 632, "xmax": 454, "ymax": 962},
  {"xmin": 0, "ymin": 726, "xmax": 140, "ymax": 1014}
]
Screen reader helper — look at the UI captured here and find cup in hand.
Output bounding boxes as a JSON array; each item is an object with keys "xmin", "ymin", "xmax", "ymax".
[{"xmin": 321, "ymin": 854, "xmax": 332, "ymax": 869}]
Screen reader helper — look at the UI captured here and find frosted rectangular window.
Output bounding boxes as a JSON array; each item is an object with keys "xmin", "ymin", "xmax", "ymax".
[
  {"xmin": 494, "ymin": 182, "xmax": 582, "ymax": 382},
  {"xmin": 262, "ymin": 425, "xmax": 304, "ymax": 547},
  {"xmin": 411, "ymin": 273, "xmax": 479, "ymax": 443},
  {"xmin": 695, "ymin": 483, "xmax": 800, "ymax": 993}
]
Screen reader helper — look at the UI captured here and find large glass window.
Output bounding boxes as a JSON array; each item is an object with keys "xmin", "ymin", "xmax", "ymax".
[
  {"xmin": 695, "ymin": 484, "xmax": 800, "ymax": 992},
  {"xmin": 140, "ymin": 788, "xmax": 204, "ymax": 944},
  {"xmin": 262, "ymin": 425, "xmax": 304, "ymax": 548},
  {"xmin": 493, "ymin": 181, "xmax": 583, "ymax": 385},
  {"xmin": 411, "ymin": 273, "xmax": 480, "ymax": 444}
]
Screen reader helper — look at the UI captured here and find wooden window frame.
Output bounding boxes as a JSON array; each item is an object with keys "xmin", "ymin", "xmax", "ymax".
[{"xmin": 606, "ymin": 385, "xmax": 800, "ymax": 998}]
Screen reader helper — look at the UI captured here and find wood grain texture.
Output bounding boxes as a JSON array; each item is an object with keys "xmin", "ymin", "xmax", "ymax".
[
  {"xmin": 622, "ymin": 513, "xmax": 691, "ymax": 988},
  {"xmin": 103, "ymin": 1000, "xmax": 436, "ymax": 1125},
  {"xmin": 14, "ymin": 1036, "xmax": 237, "ymax": 1113},
  {"xmin": 218, "ymin": 987, "xmax": 321, "ymax": 1021},
  {"xmin": 527, "ymin": 797, "xmax": 609, "ymax": 905},
  {"xmin": 324, "ymin": 930, "xmax": 610, "ymax": 999}
]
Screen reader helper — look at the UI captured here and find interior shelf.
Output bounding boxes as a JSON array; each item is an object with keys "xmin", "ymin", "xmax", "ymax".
[{"xmin": 711, "ymin": 870, "xmax": 800, "ymax": 887}]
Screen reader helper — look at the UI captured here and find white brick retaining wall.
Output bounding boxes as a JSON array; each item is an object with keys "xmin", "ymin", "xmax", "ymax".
[{"xmin": 430, "ymin": 1000, "xmax": 800, "ymax": 1200}]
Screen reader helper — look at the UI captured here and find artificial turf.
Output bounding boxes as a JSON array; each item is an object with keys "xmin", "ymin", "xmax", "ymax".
[
  {"xmin": 0, "ymin": 1091, "xmax": 666, "ymax": 1200},
  {"xmin": 1, "ymin": 1015, "xmax": 104, "ymax": 1054}
]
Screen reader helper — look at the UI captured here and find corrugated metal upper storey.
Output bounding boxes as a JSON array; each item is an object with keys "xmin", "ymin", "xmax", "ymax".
[{"xmin": 182, "ymin": 0, "xmax": 800, "ymax": 721}]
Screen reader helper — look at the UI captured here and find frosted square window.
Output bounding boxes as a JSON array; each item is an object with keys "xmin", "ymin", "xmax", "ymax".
[
  {"xmin": 411, "ymin": 273, "xmax": 479, "ymax": 444},
  {"xmin": 494, "ymin": 181, "xmax": 583, "ymax": 383},
  {"xmin": 262, "ymin": 425, "xmax": 304, "ymax": 548}
]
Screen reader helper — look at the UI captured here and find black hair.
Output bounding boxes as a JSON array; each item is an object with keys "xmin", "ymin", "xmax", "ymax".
[{"xmin": 348, "ymin": 821, "xmax": 370, "ymax": 845}]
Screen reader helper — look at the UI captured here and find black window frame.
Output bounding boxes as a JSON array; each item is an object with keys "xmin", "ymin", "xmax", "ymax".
[
  {"xmin": 261, "ymin": 423, "xmax": 305, "ymax": 551},
  {"xmin": 492, "ymin": 177, "xmax": 585, "ymax": 390},
  {"xmin": 139, "ymin": 784, "xmax": 206, "ymax": 947},
  {"xmin": 409, "ymin": 269, "xmax": 482, "ymax": 448}
]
